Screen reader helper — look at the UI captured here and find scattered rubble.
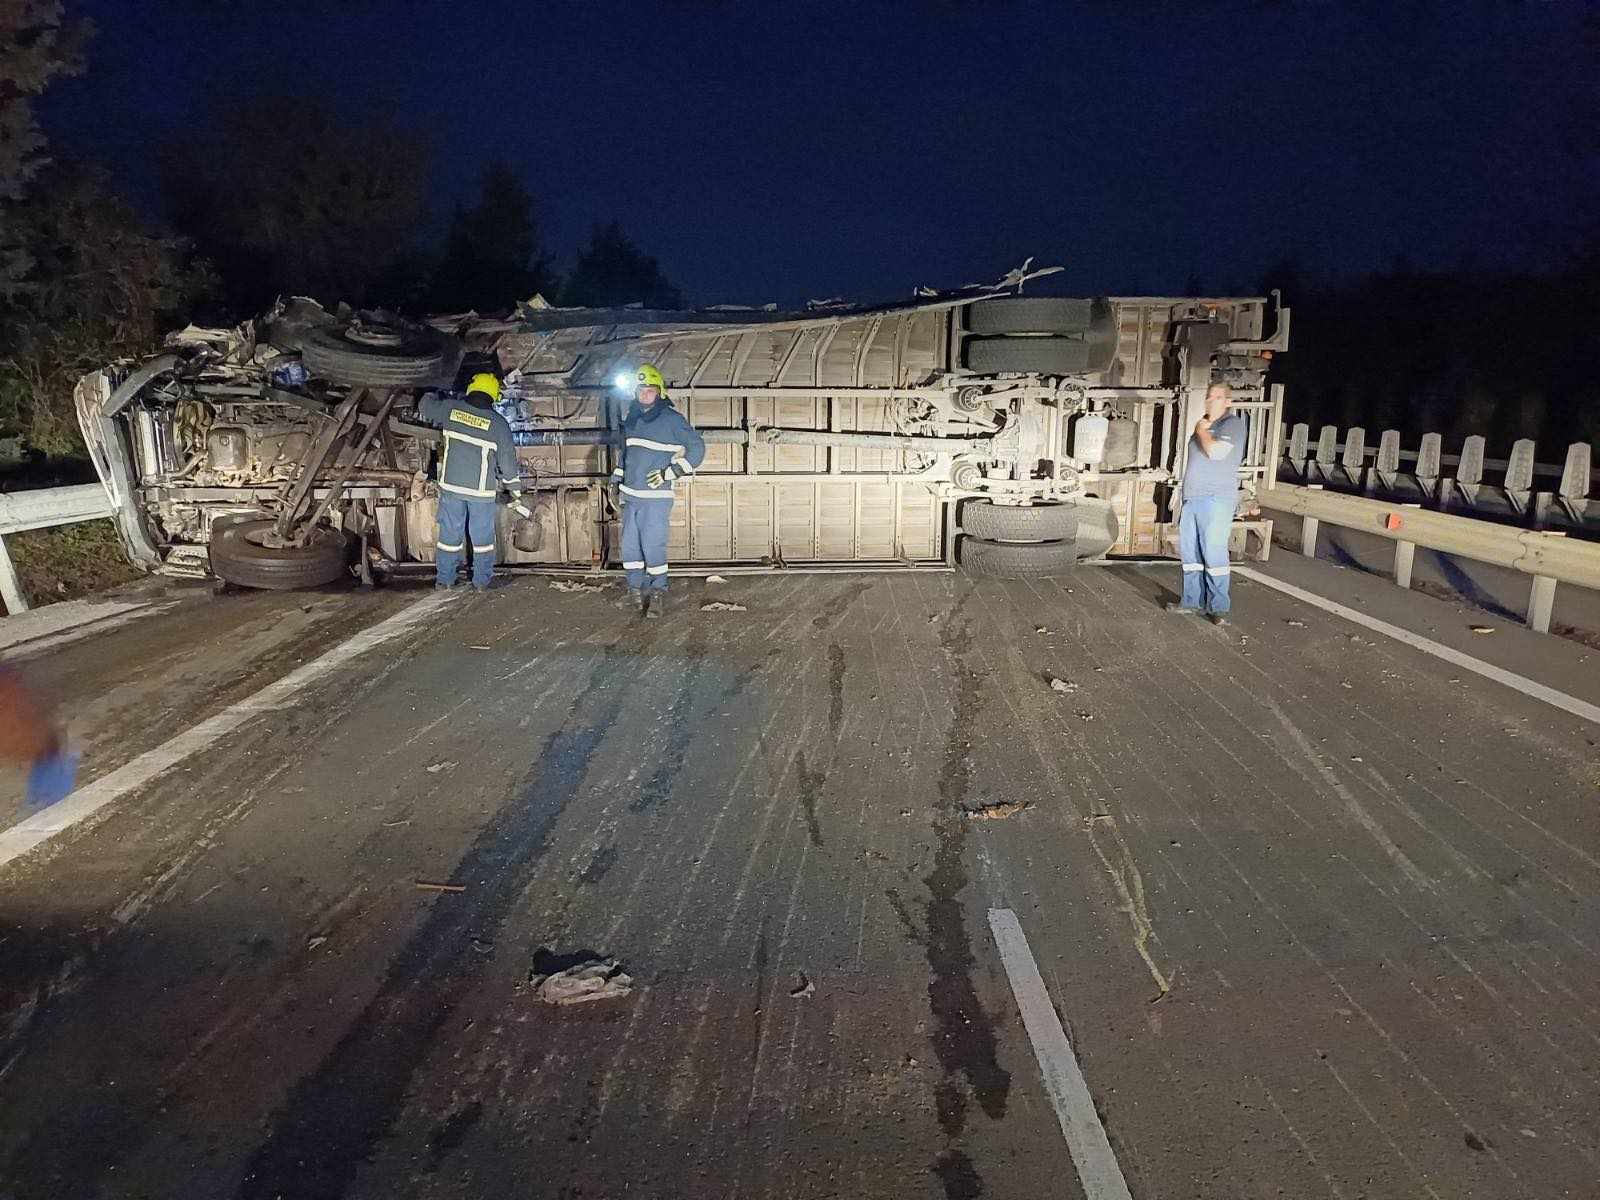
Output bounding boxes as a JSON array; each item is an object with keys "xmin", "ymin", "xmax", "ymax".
[
  {"xmin": 415, "ymin": 881, "xmax": 466, "ymax": 894},
  {"xmin": 425, "ymin": 760, "xmax": 458, "ymax": 773},
  {"xmin": 549, "ymin": 579, "xmax": 609, "ymax": 594},
  {"xmin": 307, "ymin": 936, "xmax": 328, "ymax": 950},
  {"xmin": 964, "ymin": 799, "xmax": 1031, "ymax": 821},
  {"xmin": 701, "ymin": 601, "xmax": 747, "ymax": 612},
  {"xmin": 706, "ymin": 574, "xmax": 728, "ymax": 584},
  {"xmin": 527, "ymin": 954, "xmax": 634, "ymax": 1005},
  {"xmin": 1469, "ymin": 625, "xmax": 1496, "ymax": 635},
  {"xmin": 789, "ymin": 971, "xmax": 815, "ymax": 998},
  {"xmin": 1284, "ymin": 618, "xmax": 1306, "ymax": 627},
  {"xmin": 1048, "ymin": 677, "xmax": 1078, "ymax": 694}
]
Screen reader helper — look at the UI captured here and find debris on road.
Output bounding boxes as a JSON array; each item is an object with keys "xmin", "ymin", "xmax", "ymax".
[
  {"xmin": 549, "ymin": 579, "xmax": 610, "ymax": 594},
  {"xmin": 706, "ymin": 574, "xmax": 728, "ymax": 583},
  {"xmin": 528, "ymin": 955, "xmax": 633, "ymax": 1005},
  {"xmin": 790, "ymin": 971, "xmax": 815, "ymax": 998},
  {"xmin": 1076, "ymin": 710, "xmax": 1095, "ymax": 721},
  {"xmin": 467, "ymin": 644, "xmax": 492, "ymax": 651},
  {"xmin": 1048, "ymin": 677, "xmax": 1078, "ymax": 694},
  {"xmin": 964, "ymin": 799, "xmax": 1031, "ymax": 821},
  {"xmin": 1469, "ymin": 625, "xmax": 1496, "ymax": 635},
  {"xmin": 416, "ymin": 881, "xmax": 466, "ymax": 894},
  {"xmin": 701, "ymin": 601, "xmax": 747, "ymax": 612},
  {"xmin": 1285, "ymin": 618, "xmax": 1306, "ymax": 627},
  {"xmin": 425, "ymin": 760, "xmax": 457, "ymax": 774},
  {"xmin": 307, "ymin": 935, "xmax": 328, "ymax": 950}
]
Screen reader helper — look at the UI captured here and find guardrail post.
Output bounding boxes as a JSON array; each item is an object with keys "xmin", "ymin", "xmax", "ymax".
[
  {"xmin": 1341, "ymin": 427, "xmax": 1367, "ymax": 490},
  {"xmin": 0, "ymin": 536, "xmax": 28, "ymax": 614},
  {"xmin": 1528, "ymin": 574, "xmax": 1557, "ymax": 634},
  {"xmin": 1300, "ymin": 483, "xmax": 1322, "ymax": 558},
  {"xmin": 1391, "ymin": 504, "xmax": 1421, "ymax": 589},
  {"xmin": 1374, "ymin": 429, "xmax": 1401, "ymax": 493},
  {"xmin": 1287, "ymin": 423, "xmax": 1309, "ymax": 479},
  {"xmin": 1416, "ymin": 432, "xmax": 1442, "ymax": 501},
  {"xmin": 1548, "ymin": 441, "xmax": 1594, "ymax": 526},
  {"xmin": 1313, "ymin": 425, "xmax": 1337, "ymax": 483},
  {"xmin": 1446, "ymin": 434, "xmax": 1485, "ymax": 512},
  {"xmin": 1505, "ymin": 438, "xmax": 1535, "ymax": 520}
]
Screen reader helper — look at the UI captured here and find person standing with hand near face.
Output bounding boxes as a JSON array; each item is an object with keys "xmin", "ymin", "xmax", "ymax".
[{"xmin": 1169, "ymin": 383, "xmax": 1246, "ymax": 625}]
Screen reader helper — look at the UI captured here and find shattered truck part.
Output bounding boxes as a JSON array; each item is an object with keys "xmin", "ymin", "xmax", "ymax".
[{"xmin": 76, "ymin": 287, "xmax": 1284, "ymax": 585}]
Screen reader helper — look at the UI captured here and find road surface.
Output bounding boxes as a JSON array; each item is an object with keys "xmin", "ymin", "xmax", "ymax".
[{"xmin": 0, "ymin": 557, "xmax": 1596, "ymax": 1199}]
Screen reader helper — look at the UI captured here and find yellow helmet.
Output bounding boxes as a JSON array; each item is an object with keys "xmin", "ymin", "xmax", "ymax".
[
  {"xmin": 466, "ymin": 372, "xmax": 501, "ymax": 401},
  {"xmin": 634, "ymin": 364, "xmax": 666, "ymax": 393}
]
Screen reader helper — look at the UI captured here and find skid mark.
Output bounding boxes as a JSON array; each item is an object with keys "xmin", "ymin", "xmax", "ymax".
[{"xmin": 1261, "ymin": 696, "xmax": 1432, "ymax": 891}]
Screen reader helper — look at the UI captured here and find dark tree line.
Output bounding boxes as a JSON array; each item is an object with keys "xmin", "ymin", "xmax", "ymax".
[{"xmin": 1265, "ymin": 248, "xmax": 1600, "ymax": 455}]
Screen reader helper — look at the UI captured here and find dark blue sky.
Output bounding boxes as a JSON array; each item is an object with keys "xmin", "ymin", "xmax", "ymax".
[{"xmin": 40, "ymin": 0, "xmax": 1597, "ymax": 306}]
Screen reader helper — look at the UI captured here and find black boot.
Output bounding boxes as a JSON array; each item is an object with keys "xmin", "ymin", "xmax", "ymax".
[
  {"xmin": 615, "ymin": 588, "xmax": 644, "ymax": 612},
  {"xmin": 645, "ymin": 591, "xmax": 667, "ymax": 619}
]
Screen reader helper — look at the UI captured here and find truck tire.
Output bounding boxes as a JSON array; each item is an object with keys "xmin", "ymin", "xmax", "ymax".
[
  {"xmin": 965, "ymin": 297, "xmax": 1098, "ymax": 335},
  {"xmin": 958, "ymin": 536, "xmax": 1080, "ymax": 578},
  {"xmin": 959, "ymin": 498, "xmax": 1078, "ymax": 542},
  {"xmin": 964, "ymin": 334, "xmax": 1115, "ymax": 376},
  {"xmin": 299, "ymin": 320, "xmax": 458, "ymax": 388},
  {"xmin": 209, "ymin": 518, "xmax": 353, "ymax": 590}
]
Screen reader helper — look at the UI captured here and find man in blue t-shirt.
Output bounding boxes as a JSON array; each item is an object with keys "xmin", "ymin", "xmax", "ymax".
[{"xmin": 1170, "ymin": 383, "xmax": 1247, "ymax": 624}]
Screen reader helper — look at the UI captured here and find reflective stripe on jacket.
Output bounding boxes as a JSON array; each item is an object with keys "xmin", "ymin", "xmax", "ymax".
[
  {"xmin": 420, "ymin": 393, "xmax": 521, "ymax": 499},
  {"xmin": 612, "ymin": 399, "xmax": 706, "ymax": 501}
]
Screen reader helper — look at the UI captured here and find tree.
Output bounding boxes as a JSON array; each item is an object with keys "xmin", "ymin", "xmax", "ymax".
[
  {"xmin": 0, "ymin": 164, "xmax": 213, "ymax": 454},
  {"xmin": 1, "ymin": 0, "xmax": 91, "ymax": 297},
  {"xmin": 162, "ymin": 94, "xmax": 431, "ymax": 314},
  {"xmin": 428, "ymin": 160, "xmax": 554, "ymax": 313},
  {"xmin": 560, "ymin": 221, "xmax": 683, "ymax": 309}
]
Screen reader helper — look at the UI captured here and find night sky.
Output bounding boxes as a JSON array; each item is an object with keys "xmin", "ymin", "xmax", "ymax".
[{"xmin": 39, "ymin": 0, "xmax": 1597, "ymax": 307}]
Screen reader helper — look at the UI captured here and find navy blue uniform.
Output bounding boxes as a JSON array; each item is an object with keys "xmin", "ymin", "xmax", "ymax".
[
  {"xmin": 419, "ymin": 391, "xmax": 522, "ymax": 588},
  {"xmin": 611, "ymin": 398, "xmax": 705, "ymax": 592}
]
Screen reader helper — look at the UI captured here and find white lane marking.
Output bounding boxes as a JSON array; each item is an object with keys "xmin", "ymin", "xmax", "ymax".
[
  {"xmin": 987, "ymin": 908, "xmax": 1135, "ymax": 1200},
  {"xmin": 1235, "ymin": 567, "xmax": 1600, "ymax": 729},
  {"xmin": 0, "ymin": 591, "xmax": 456, "ymax": 870}
]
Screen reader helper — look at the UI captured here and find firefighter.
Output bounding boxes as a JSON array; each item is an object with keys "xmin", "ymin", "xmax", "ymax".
[
  {"xmin": 418, "ymin": 372, "xmax": 525, "ymax": 591},
  {"xmin": 609, "ymin": 364, "xmax": 705, "ymax": 617}
]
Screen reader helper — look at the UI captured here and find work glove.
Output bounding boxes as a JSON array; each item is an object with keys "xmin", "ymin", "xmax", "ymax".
[
  {"xmin": 25, "ymin": 748, "xmax": 79, "ymax": 812},
  {"xmin": 645, "ymin": 465, "xmax": 682, "ymax": 489},
  {"xmin": 510, "ymin": 501, "xmax": 533, "ymax": 519}
]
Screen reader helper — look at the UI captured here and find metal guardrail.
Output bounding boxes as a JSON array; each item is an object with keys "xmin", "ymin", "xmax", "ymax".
[
  {"xmin": 0, "ymin": 484, "xmax": 116, "ymax": 614},
  {"xmin": 1266, "ymin": 481, "xmax": 1600, "ymax": 634},
  {"xmin": 1278, "ymin": 422, "xmax": 1597, "ymax": 530}
]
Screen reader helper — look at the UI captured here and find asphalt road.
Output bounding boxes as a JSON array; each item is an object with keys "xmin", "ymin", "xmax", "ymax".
[{"xmin": 0, "ymin": 560, "xmax": 1596, "ymax": 1199}]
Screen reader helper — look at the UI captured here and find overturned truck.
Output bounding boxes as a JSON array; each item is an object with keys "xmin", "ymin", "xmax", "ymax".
[{"xmin": 76, "ymin": 287, "xmax": 1288, "ymax": 588}]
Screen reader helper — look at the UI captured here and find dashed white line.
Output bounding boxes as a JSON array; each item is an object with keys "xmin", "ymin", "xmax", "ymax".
[
  {"xmin": 0, "ymin": 590, "xmax": 456, "ymax": 870},
  {"xmin": 987, "ymin": 907, "xmax": 1135, "ymax": 1200},
  {"xmin": 1235, "ymin": 567, "xmax": 1600, "ymax": 728}
]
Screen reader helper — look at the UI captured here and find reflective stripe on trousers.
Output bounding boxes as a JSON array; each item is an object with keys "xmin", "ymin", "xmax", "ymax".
[
  {"xmin": 436, "ymin": 494, "xmax": 497, "ymax": 588},
  {"xmin": 1178, "ymin": 493, "xmax": 1235, "ymax": 614},
  {"xmin": 621, "ymin": 499, "xmax": 671, "ymax": 592}
]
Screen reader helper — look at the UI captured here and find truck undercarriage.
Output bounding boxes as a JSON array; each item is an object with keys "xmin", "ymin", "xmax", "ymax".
[{"xmin": 75, "ymin": 287, "xmax": 1287, "ymax": 588}]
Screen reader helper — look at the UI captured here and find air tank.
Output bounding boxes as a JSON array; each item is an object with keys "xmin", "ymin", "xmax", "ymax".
[{"xmin": 1072, "ymin": 412, "xmax": 1110, "ymax": 464}]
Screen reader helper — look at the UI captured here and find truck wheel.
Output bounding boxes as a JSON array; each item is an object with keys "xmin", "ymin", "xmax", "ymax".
[
  {"xmin": 299, "ymin": 319, "xmax": 458, "ymax": 388},
  {"xmin": 965, "ymin": 296, "xmax": 1103, "ymax": 335},
  {"xmin": 959, "ymin": 498, "xmax": 1078, "ymax": 542},
  {"xmin": 209, "ymin": 518, "xmax": 353, "ymax": 590},
  {"xmin": 964, "ymin": 334, "xmax": 1116, "ymax": 376},
  {"xmin": 958, "ymin": 536, "xmax": 1080, "ymax": 578}
]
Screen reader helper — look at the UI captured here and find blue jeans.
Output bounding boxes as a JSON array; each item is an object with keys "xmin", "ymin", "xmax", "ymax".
[
  {"xmin": 436, "ymin": 494, "xmax": 497, "ymax": 587},
  {"xmin": 1178, "ymin": 493, "xmax": 1235, "ymax": 613},
  {"xmin": 620, "ymin": 500, "xmax": 671, "ymax": 592}
]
